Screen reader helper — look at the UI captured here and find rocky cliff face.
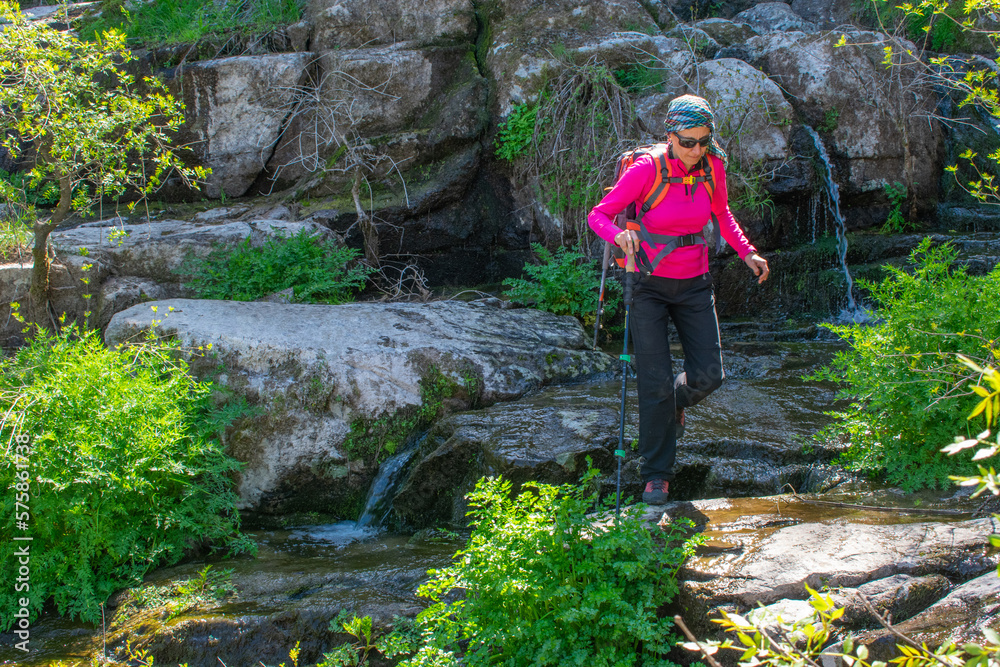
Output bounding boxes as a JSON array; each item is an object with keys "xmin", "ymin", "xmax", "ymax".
[
  {"xmin": 127, "ymin": 0, "xmax": 987, "ymax": 289},
  {"xmin": 3, "ymin": 0, "xmax": 997, "ymax": 338}
]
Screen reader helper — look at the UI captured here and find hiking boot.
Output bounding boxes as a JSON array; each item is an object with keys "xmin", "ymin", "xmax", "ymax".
[
  {"xmin": 642, "ymin": 479, "xmax": 669, "ymax": 504},
  {"xmin": 675, "ymin": 407, "xmax": 686, "ymax": 439}
]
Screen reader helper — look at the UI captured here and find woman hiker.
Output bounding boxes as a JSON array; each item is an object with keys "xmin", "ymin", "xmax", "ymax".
[{"xmin": 588, "ymin": 94, "xmax": 770, "ymax": 504}]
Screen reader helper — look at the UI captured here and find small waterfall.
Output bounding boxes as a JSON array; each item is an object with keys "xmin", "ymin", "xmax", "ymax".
[
  {"xmin": 286, "ymin": 444, "xmax": 418, "ymax": 548},
  {"xmin": 356, "ymin": 444, "xmax": 418, "ymax": 528},
  {"xmin": 803, "ymin": 126, "xmax": 868, "ymax": 322}
]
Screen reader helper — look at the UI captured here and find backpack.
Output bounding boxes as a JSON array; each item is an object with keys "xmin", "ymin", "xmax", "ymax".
[{"xmin": 609, "ymin": 142, "xmax": 722, "ymax": 273}]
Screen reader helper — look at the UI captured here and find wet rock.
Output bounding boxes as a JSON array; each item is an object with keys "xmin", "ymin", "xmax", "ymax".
[
  {"xmin": 653, "ymin": 495, "xmax": 998, "ymax": 637},
  {"xmin": 860, "ymin": 570, "xmax": 1000, "ymax": 658},
  {"xmin": 393, "ymin": 342, "xmax": 846, "ymax": 526},
  {"xmin": 105, "ymin": 299, "xmax": 613, "ymax": 518},
  {"xmin": 734, "ymin": 2, "xmax": 818, "ymax": 32},
  {"xmin": 834, "ymin": 573, "xmax": 953, "ymax": 628},
  {"xmin": 393, "ymin": 382, "xmax": 621, "ymax": 525},
  {"xmin": 0, "ymin": 530, "xmax": 461, "ymax": 667}
]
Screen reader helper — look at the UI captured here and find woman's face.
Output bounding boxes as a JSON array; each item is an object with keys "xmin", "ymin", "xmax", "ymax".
[{"xmin": 669, "ymin": 125, "xmax": 711, "ymax": 169}]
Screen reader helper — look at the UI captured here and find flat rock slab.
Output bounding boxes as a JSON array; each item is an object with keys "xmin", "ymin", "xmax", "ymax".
[
  {"xmin": 105, "ymin": 299, "xmax": 613, "ymax": 516},
  {"xmin": 644, "ymin": 496, "xmax": 998, "ymax": 636},
  {"xmin": 393, "ymin": 342, "xmax": 846, "ymax": 526},
  {"xmin": 51, "ymin": 217, "xmax": 327, "ymax": 285}
]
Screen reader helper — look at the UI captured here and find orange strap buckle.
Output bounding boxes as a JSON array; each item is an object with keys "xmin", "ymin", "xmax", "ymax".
[{"xmin": 681, "ymin": 176, "xmax": 696, "ymax": 185}]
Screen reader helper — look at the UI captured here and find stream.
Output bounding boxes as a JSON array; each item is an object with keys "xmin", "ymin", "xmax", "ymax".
[{"xmin": 1, "ymin": 336, "xmax": 851, "ymax": 665}]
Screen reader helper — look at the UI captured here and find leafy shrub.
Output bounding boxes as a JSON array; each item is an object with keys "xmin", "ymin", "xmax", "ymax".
[
  {"xmin": 322, "ymin": 473, "xmax": 702, "ymax": 666},
  {"xmin": 613, "ymin": 60, "xmax": 663, "ymax": 94},
  {"xmin": 808, "ymin": 238, "xmax": 1000, "ymax": 490},
  {"xmin": 180, "ymin": 229, "xmax": 372, "ymax": 303},
  {"xmin": 0, "ymin": 169, "xmax": 58, "ymax": 207},
  {"xmin": 494, "ymin": 102, "xmax": 541, "ymax": 162},
  {"xmin": 880, "ymin": 181, "xmax": 916, "ymax": 233},
  {"xmin": 818, "ymin": 107, "xmax": 840, "ymax": 133},
  {"xmin": 79, "ymin": 0, "xmax": 301, "ymax": 45},
  {"xmin": 0, "ymin": 326, "xmax": 255, "ymax": 628},
  {"xmin": 503, "ymin": 242, "xmax": 621, "ymax": 328}
]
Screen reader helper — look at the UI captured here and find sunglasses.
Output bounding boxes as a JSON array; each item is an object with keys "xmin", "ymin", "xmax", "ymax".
[{"xmin": 673, "ymin": 133, "xmax": 712, "ymax": 149}]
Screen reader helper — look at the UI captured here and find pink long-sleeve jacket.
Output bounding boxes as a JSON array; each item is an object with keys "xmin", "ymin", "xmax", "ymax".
[{"xmin": 588, "ymin": 149, "xmax": 756, "ymax": 279}]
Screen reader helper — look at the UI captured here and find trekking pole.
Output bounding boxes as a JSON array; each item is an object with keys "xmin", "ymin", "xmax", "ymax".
[
  {"xmin": 593, "ymin": 242, "xmax": 612, "ymax": 350},
  {"xmin": 615, "ymin": 252, "xmax": 636, "ymax": 519}
]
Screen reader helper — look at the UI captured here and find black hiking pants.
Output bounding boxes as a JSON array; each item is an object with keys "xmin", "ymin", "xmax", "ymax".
[{"xmin": 630, "ymin": 272, "xmax": 724, "ymax": 482}]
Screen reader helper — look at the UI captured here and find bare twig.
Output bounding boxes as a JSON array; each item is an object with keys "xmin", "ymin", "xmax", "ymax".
[
  {"xmin": 674, "ymin": 615, "xmax": 726, "ymax": 667},
  {"xmin": 854, "ymin": 592, "xmax": 955, "ymax": 667}
]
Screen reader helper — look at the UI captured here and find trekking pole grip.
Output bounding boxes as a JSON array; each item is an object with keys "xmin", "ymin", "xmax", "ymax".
[{"xmin": 624, "ymin": 256, "xmax": 636, "ymax": 307}]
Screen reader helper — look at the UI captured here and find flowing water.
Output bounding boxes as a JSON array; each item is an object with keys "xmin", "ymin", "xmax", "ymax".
[
  {"xmin": 803, "ymin": 126, "xmax": 869, "ymax": 323},
  {"xmin": 0, "ymin": 338, "xmax": 931, "ymax": 665}
]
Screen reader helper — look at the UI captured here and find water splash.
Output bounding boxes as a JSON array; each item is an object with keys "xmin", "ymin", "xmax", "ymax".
[
  {"xmin": 803, "ymin": 126, "xmax": 869, "ymax": 322},
  {"xmin": 356, "ymin": 444, "xmax": 418, "ymax": 528},
  {"xmin": 286, "ymin": 444, "xmax": 419, "ymax": 549}
]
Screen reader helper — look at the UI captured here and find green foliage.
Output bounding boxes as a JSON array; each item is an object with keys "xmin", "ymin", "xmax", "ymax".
[
  {"xmin": 685, "ymin": 584, "xmax": 1000, "ymax": 667},
  {"xmin": 0, "ymin": 189, "xmax": 34, "ymax": 263},
  {"xmin": 808, "ymin": 238, "xmax": 1000, "ymax": 490},
  {"xmin": 320, "ymin": 611, "xmax": 419, "ymax": 666},
  {"xmin": 342, "ymin": 366, "xmax": 477, "ymax": 464},
  {"xmin": 323, "ymin": 472, "xmax": 702, "ymax": 666},
  {"xmin": 728, "ymin": 159, "xmax": 776, "ymax": 219},
  {"xmin": 495, "ymin": 102, "xmax": 541, "ymax": 162},
  {"xmin": 180, "ymin": 229, "xmax": 373, "ymax": 303},
  {"xmin": 880, "ymin": 181, "xmax": 917, "ymax": 233},
  {"xmin": 404, "ymin": 472, "xmax": 701, "ymax": 666},
  {"xmin": 503, "ymin": 242, "xmax": 621, "ymax": 328},
  {"xmin": 499, "ymin": 59, "xmax": 637, "ymax": 242},
  {"xmin": 819, "ymin": 108, "xmax": 840, "ymax": 133},
  {"xmin": 613, "ymin": 60, "xmax": 664, "ymax": 94},
  {"xmin": 0, "ymin": 169, "xmax": 58, "ymax": 207},
  {"xmin": 79, "ymin": 0, "xmax": 302, "ymax": 46},
  {"xmin": 0, "ymin": 4, "xmax": 207, "ymax": 225},
  {"xmin": 900, "ymin": 0, "xmax": 977, "ymax": 52},
  {"xmin": 0, "ymin": 326, "xmax": 255, "ymax": 629}
]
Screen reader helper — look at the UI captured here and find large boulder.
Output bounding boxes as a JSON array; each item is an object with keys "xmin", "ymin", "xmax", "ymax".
[
  {"xmin": 637, "ymin": 58, "xmax": 793, "ymax": 164},
  {"xmin": 309, "ymin": 0, "xmax": 475, "ymax": 49},
  {"xmin": 268, "ymin": 45, "xmax": 487, "ymax": 189},
  {"xmin": 750, "ymin": 30, "xmax": 945, "ymax": 215},
  {"xmin": 486, "ymin": 0, "xmax": 656, "ymax": 112},
  {"xmin": 693, "ymin": 18, "xmax": 759, "ymax": 46},
  {"xmin": 651, "ymin": 496, "xmax": 998, "ymax": 637},
  {"xmin": 105, "ymin": 298, "xmax": 613, "ymax": 519},
  {"xmin": 167, "ymin": 54, "xmax": 313, "ymax": 199},
  {"xmin": 48, "ymin": 217, "xmax": 330, "ymax": 328},
  {"xmin": 734, "ymin": 2, "xmax": 818, "ymax": 32},
  {"xmin": 790, "ymin": 0, "xmax": 859, "ymax": 29}
]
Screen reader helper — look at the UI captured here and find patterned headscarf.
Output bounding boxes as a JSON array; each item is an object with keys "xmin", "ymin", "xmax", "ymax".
[{"xmin": 662, "ymin": 94, "xmax": 728, "ymax": 166}]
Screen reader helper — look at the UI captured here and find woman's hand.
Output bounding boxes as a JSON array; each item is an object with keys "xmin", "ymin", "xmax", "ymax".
[
  {"xmin": 615, "ymin": 229, "xmax": 639, "ymax": 256},
  {"xmin": 744, "ymin": 253, "xmax": 770, "ymax": 284}
]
